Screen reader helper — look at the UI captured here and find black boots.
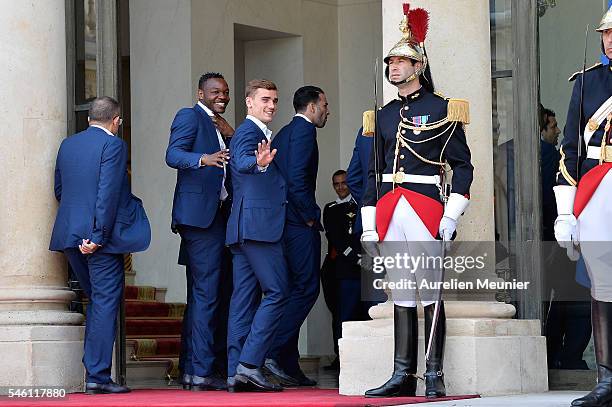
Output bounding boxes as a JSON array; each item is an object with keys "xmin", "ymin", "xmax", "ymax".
[
  {"xmin": 424, "ymin": 302, "xmax": 446, "ymax": 398},
  {"xmin": 571, "ymin": 299, "xmax": 612, "ymax": 407},
  {"xmin": 365, "ymin": 305, "xmax": 418, "ymax": 397}
]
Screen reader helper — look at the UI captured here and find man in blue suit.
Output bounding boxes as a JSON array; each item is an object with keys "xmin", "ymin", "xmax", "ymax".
[
  {"xmin": 264, "ymin": 86, "xmax": 329, "ymax": 386},
  {"xmin": 49, "ymin": 96, "xmax": 151, "ymax": 394},
  {"xmin": 226, "ymin": 79, "xmax": 288, "ymax": 392},
  {"xmin": 166, "ymin": 72, "xmax": 233, "ymax": 391}
]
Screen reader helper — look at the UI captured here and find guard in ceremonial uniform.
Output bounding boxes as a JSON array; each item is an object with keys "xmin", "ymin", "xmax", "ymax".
[
  {"xmin": 361, "ymin": 3, "xmax": 473, "ymax": 399},
  {"xmin": 553, "ymin": 7, "xmax": 612, "ymax": 407}
]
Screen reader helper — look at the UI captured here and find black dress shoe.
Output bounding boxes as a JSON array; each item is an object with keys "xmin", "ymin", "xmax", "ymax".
[
  {"xmin": 263, "ymin": 359, "xmax": 299, "ymax": 386},
  {"xmin": 85, "ymin": 381, "xmax": 131, "ymax": 394},
  {"xmin": 191, "ymin": 374, "xmax": 228, "ymax": 391},
  {"xmin": 292, "ymin": 369, "xmax": 317, "ymax": 387},
  {"xmin": 233, "ymin": 363, "xmax": 283, "ymax": 392},
  {"xmin": 180, "ymin": 373, "xmax": 192, "ymax": 390}
]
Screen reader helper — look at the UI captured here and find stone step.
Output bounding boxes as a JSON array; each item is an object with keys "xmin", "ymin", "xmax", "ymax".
[
  {"xmin": 549, "ymin": 369, "xmax": 597, "ymax": 391},
  {"xmin": 126, "ymin": 359, "xmax": 171, "ymax": 382}
]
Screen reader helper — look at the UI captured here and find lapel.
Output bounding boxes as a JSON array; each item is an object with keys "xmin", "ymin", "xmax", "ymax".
[{"xmin": 194, "ymin": 104, "xmax": 221, "ymax": 150}]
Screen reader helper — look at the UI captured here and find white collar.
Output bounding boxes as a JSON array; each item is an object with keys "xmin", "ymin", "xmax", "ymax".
[
  {"xmin": 335, "ymin": 193, "xmax": 353, "ymax": 204},
  {"xmin": 295, "ymin": 113, "xmax": 312, "ymax": 123},
  {"xmin": 197, "ymin": 101, "xmax": 214, "ymax": 117},
  {"xmin": 90, "ymin": 124, "xmax": 115, "ymax": 137},
  {"xmin": 246, "ymin": 115, "xmax": 272, "ymax": 137}
]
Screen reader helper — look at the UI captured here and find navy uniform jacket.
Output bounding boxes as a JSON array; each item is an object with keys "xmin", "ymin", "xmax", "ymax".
[
  {"xmin": 362, "ymin": 88, "xmax": 473, "ymax": 206},
  {"xmin": 166, "ymin": 104, "xmax": 228, "ymax": 229},
  {"xmin": 226, "ymin": 119, "xmax": 287, "ymax": 245},
  {"xmin": 323, "ymin": 198, "xmax": 361, "ymax": 279},
  {"xmin": 346, "ymin": 127, "xmax": 373, "ymax": 235},
  {"xmin": 271, "ymin": 116, "xmax": 321, "ymax": 229},
  {"xmin": 558, "ymin": 63, "xmax": 612, "ymax": 186},
  {"xmin": 49, "ymin": 126, "xmax": 151, "ymax": 254},
  {"xmin": 346, "ymin": 127, "xmax": 373, "ymax": 207}
]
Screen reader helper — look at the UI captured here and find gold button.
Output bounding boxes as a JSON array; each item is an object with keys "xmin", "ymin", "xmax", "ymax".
[
  {"xmin": 400, "ymin": 154, "xmax": 405, "ymax": 159},
  {"xmin": 399, "ymin": 167, "xmax": 404, "ymax": 171},
  {"xmin": 401, "ymin": 130, "xmax": 406, "ymax": 135}
]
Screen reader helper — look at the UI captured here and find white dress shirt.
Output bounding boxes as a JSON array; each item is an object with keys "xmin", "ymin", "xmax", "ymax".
[
  {"xmin": 90, "ymin": 124, "xmax": 115, "ymax": 137},
  {"xmin": 246, "ymin": 115, "xmax": 273, "ymax": 172},
  {"xmin": 294, "ymin": 113, "xmax": 312, "ymax": 124},
  {"xmin": 335, "ymin": 193, "xmax": 354, "ymax": 205},
  {"xmin": 198, "ymin": 101, "xmax": 228, "ymax": 201}
]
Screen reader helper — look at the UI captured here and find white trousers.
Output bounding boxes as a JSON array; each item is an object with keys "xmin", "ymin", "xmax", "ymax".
[
  {"xmin": 578, "ymin": 170, "xmax": 612, "ymax": 302},
  {"xmin": 381, "ymin": 196, "xmax": 443, "ymax": 308}
]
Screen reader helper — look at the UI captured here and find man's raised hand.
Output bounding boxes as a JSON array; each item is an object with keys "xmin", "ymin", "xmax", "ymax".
[{"xmin": 255, "ymin": 139, "xmax": 276, "ymax": 167}]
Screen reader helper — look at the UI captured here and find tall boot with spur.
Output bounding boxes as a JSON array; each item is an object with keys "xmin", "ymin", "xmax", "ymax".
[
  {"xmin": 365, "ymin": 305, "xmax": 418, "ymax": 397},
  {"xmin": 571, "ymin": 299, "xmax": 612, "ymax": 407},
  {"xmin": 423, "ymin": 301, "xmax": 446, "ymax": 398}
]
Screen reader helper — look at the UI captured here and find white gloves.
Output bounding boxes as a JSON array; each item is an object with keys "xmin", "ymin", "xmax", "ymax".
[
  {"xmin": 439, "ymin": 216, "xmax": 456, "ymax": 241},
  {"xmin": 439, "ymin": 193, "xmax": 469, "ymax": 241},
  {"xmin": 360, "ymin": 206, "xmax": 379, "ymax": 242},
  {"xmin": 553, "ymin": 185, "xmax": 579, "ymax": 260}
]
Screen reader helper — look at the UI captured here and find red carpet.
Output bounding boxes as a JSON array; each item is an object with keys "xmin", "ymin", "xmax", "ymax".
[{"xmin": 1, "ymin": 388, "xmax": 479, "ymax": 407}]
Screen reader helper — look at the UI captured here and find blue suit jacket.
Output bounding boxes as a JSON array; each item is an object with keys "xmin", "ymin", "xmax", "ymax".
[
  {"xmin": 49, "ymin": 126, "xmax": 151, "ymax": 254},
  {"xmin": 346, "ymin": 127, "xmax": 373, "ymax": 234},
  {"xmin": 271, "ymin": 116, "xmax": 321, "ymax": 229},
  {"xmin": 166, "ymin": 104, "xmax": 228, "ymax": 229},
  {"xmin": 226, "ymin": 119, "xmax": 287, "ymax": 245}
]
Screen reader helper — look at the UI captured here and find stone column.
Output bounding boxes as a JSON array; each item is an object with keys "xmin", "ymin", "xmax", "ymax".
[
  {"xmin": 0, "ymin": 1, "xmax": 84, "ymax": 392},
  {"xmin": 339, "ymin": 0, "xmax": 548, "ymax": 396}
]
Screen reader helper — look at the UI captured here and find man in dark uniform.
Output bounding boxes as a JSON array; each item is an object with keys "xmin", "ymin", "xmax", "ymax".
[
  {"xmin": 347, "ymin": 127, "xmax": 374, "ymax": 236},
  {"xmin": 321, "ymin": 170, "xmax": 367, "ymax": 370},
  {"xmin": 361, "ymin": 3, "xmax": 473, "ymax": 399},
  {"xmin": 553, "ymin": 6, "xmax": 612, "ymax": 406}
]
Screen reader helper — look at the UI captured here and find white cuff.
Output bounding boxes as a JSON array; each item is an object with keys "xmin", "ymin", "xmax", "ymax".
[
  {"xmin": 257, "ymin": 164, "xmax": 268, "ymax": 172},
  {"xmin": 361, "ymin": 206, "xmax": 377, "ymax": 232},
  {"xmin": 443, "ymin": 193, "xmax": 470, "ymax": 221},
  {"xmin": 553, "ymin": 185, "xmax": 577, "ymax": 215}
]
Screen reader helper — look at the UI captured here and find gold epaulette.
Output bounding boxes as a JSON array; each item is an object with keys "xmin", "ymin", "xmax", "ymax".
[
  {"xmin": 447, "ymin": 99, "xmax": 470, "ymax": 124},
  {"xmin": 362, "ymin": 110, "xmax": 375, "ymax": 136},
  {"xmin": 569, "ymin": 62, "xmax": 602, "ymax": 82}
]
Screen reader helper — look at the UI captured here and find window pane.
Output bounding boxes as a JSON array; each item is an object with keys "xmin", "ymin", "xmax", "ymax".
[
  {"xmin": 490, "ymin": 0, "xmax": 512, "ymax": 73},
  {"xmin": 75, "ymin": 0, "xmax": 97, "ymax": 105}
]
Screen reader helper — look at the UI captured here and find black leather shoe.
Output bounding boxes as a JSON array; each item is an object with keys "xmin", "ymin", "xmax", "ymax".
[
  {"xmin": 570, "ymin": 366, "xmax": 612, "ymax": 406},
  {"xmin": 234, "ymin": 363, "xmax": 283, "ymax": 392},
  {"xmin": 191, "ymin": 374, "xmax": 228, "ymax": 391},
  {"xmin": 85, "ymin": 381, "xmax": 131, "ymax": 394},
  {"xmin": 365, "ymin": 305, "xmax": 418, "ymax": 398},
  {"xmin": 263, "ymin": 359, "xmax": 299, "ymax": 386},
  {"xmin": 291, "ymin": 369, "xmax": 317, "ymax": 387},
  {"xmin": 180, "ymin": 373, "xmax": 192, "ymax": 390}
]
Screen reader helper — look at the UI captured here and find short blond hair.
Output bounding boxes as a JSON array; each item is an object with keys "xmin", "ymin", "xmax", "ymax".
[{"xmin": 245, "ymin": 79, "xmax": 277, "ymax": 98}]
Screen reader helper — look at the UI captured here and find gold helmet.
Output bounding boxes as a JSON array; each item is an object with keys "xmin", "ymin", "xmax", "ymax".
[
  {"xmin": 596, "ymin": 4, "xmax": 612, "ymax": 32},
  {"xmin": 384, "ymin": 3, "xmax": 429, "ymax": 84}
]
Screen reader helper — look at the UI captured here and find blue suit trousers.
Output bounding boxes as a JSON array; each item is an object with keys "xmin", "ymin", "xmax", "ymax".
[
  {"xmin": 268, "ymin": 224, "xmax": 321, "ymax": 374},
  {"xmin": 177, "ymin": 212, "xmax": 225, "ymax": 377},
  {"xmin": 64, "ymin": 248, "xmax": 124, "ymax": 384},
  {"xmin": 227, "ymin": 241, "xmax": 289, "ymax": 377}
]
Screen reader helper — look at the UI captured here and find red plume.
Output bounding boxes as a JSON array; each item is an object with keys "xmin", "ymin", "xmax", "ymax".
[
  {"xmin": 403, "ymin": 3, "xmax": 410, "ymax": 16},
  {"xmin": 408, "ymin": 8, "xmax": 429, "ymax": 44}
]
